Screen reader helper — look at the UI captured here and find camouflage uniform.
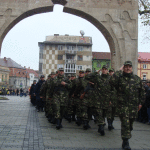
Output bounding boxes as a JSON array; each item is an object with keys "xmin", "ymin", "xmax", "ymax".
[
  {"xmin": 109, "ymin": 61, "xmax": 145, "ymax": 140},
  {"xmin": 74, "ymin": 70, "xmax": 88, "ymax": 126},
  {"xmin": 51, "ymin": 68, "xmax": 72, "ymax": 129},
  {"xmin": 96, "ymin": 73, "xmax": 111, "ymax": 126}
]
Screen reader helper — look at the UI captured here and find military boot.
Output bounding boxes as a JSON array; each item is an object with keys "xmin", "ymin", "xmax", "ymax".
[
  {"xmin": 111, "ymin": 119, "xmax": 114, "ymax": 129},
  {"xmin": 56, "ymin": 119, "xmax": 61, "ymax": 129},
  {"xmin": 83, "ymin": 121, "xmax": 88, "ymax": 130},
  {"xmin": 67, "ymin": 115, "xmax": 71, "ymax": 123},
  {"xmin": 76, "ymin": 117, "xmax": 82, "ymax": 126},
  {"xmin": 108, "ymin": 119, "xmax": 112, "ymax": 131},
  {"xmin": 72, "ymin": 114, "xmax": 76, "ymax": 121},
  {"xmin": 98, "ymin": 125, "xmax": 105, "ymax": 136},
  {"xmin": 48, "ymin": 115, "xmax": 52, "ymax": 122},
  {"xmin": 60, "ymin": 119, "xmax": 63, "ymax": 128},
  {"xmin": 122, "ymin": 138, "xmax": 131, "ymax": 150}
]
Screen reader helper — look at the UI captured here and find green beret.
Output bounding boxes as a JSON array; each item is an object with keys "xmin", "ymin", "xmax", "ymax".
[
  {"xmin": 48, "ymin": 74, "xmax": 51, "ymax": 77},
  {"xmin": 79, "ymin": 70, "xmax": 84, "ymax": 73},
  {"xmin": 71, "ymin": 74, "xmax": 76, "ymax": 77},
  {"xmin": 102, "ymin": 65, "xmax": 108, "ymax": 69},
  {"xmin": 51, "ymin": 72, "xmax": 55, "ymax": 75},
  {"xmin": 86, "ymin": 68, "xmax": 91, "ymax": 72},
  {"xmin": 59, "ymin": 68, "xmax": 64, "ymax": 71},
  {"xmin": 124, "ymin": 61, "xmax": 132, "ymax": 66},
  {"xmin": 109, "ymin": 68, "xmax": 114, "ymax": 72},
  {"xmin": 68, "ymin": 74, "xmax": 71, "ymax": 77}
]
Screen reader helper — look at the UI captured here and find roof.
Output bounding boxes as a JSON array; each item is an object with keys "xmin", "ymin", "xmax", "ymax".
[
  {"xmin": 138, "ymin": 52, "xmax": 150, "ymax": 62},
  {"xmin": 0, "ymin": 57, "xmax": 24, "ymax": 69},
  {"xmin": 92, "ymin": 52, "xmax": 111, "ymax": 60},
  {"xmin": 9, "ymin": 68, "xmax": 29, "ymax": 78},
  {"xmin": 26, "ymin": 68, "xmax": 39, "ymax": 78}
]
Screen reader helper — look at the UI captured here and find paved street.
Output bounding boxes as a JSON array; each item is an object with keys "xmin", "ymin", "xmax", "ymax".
[{"xmin": 0, "ymin": 96, "xmax": 150, "ymax": 150}]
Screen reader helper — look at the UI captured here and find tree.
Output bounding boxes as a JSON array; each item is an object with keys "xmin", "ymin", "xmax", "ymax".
[{"xmin": 139, "ymin": 0, "xmax": 150, "ymax": 25}]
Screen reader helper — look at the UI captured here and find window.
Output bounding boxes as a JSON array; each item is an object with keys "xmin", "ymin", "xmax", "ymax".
[
  {"xmin": 97, "ymin": 64, "xmax": 101, "ymax": 68},
  {"xmin": 58, "ymin": 45, "xmax": 63, "ymax": 50},
  {"xmin": 66, "ymin": 55, "xmax": 74, "ymax": 59},
  {"xmin": 143, "ymin": 64, "xmax": 147, "ymax": 69},
  {"xmin": 39, "ymin": 53, "xmax": 43, "ymax": 59},
  {"xmin": 77, "ymin": 65, "xmax": 83, "ymax": 70},
  {"xmin": 67, "ymin": 45, "xmax": 75, "ymax": 50},
  {"xmin": 57, "ymin": 64, "xmax": 63, "ymax": 69},
  {"xmin": 143, "ymin": 74, "xmax": 147, "ymax": 80},
  {"xmin": 65, "ymin": 64, "xmax": 75, "ymax": 73},
  {"xmin": 78, "ymin": 46, "xmax": 83, "ymax": 51},
  {"xmin": 77, "ymin": 55, "xmax": 83, "ymax": 61},
  {"xmin": 58, "ymin": 55, "xmax": 63, "ymax": 60},
  {"xmin": 2, "ymin": 75, "xmax": 4, "ymax": 82},
  {"xmin": 39, "ymin": 63, "xmax": 42, "ymax": 72}
]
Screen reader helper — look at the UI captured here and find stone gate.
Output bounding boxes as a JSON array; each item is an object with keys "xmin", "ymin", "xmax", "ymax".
[{"xmin": 0, "ymin": 0, "xmax": 138, "ymax": 73}]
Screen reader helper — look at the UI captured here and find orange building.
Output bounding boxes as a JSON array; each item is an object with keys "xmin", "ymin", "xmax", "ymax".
[{"xmin": 138, "ymin": 52, "xmax": 150, "ymax": 80}]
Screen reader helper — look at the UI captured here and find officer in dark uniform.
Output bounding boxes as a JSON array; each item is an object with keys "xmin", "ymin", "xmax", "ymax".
[
  {"xmin": 29, "ymin": 80, "xmax": 37, "ymax": 106},
  {"xmin": 35, "ymin": 75, "xmax": 45, "ymax": 112}
]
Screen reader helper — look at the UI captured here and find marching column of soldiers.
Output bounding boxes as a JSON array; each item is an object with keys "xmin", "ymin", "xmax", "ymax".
[{"xmin": 29, "ymin": 61, "xmax": 145, "ymax": 150}]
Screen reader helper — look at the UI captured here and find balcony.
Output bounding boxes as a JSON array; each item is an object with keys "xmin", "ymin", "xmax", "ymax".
[
  {"xmin": 65, "ymin": 59, "xmax": 76, "ymax": 64},
  {"xmin": 65, "ymin": 50, "xmax": 77, "ymax": 55}
]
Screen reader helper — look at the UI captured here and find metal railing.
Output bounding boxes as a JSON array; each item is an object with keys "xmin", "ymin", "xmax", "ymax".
[{"xmin": 65, "ymin": 59, "xmax": 76, "ymax": 64}]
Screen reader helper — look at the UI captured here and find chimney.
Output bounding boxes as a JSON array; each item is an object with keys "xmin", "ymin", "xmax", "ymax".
[
  {"xmin": 28, "ymin": 67, "xmax": 30, "ymax": 69},
  {"xmin": 4, "ymin": 57, "xmax": 6, "ymax": 61},
  {"xmin": 24, "ymin": 66, "xmax": 26, "ymax": 68},
  {"xmin": 54, "ymin": 34, "xmax": 59, "ymax": 36}
]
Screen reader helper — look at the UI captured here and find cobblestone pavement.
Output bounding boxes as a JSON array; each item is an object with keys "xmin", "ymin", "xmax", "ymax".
[{"xmin": 0, "ymin": 96, "xmax": 150, "ymax": 150}]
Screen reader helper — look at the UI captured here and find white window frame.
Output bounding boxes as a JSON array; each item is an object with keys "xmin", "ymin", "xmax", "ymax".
[
  {"xmin": 78, "ymin": 46, "xmax": 83, "ymax": 51},
  {"xmin": 77, "ymin": 65, "xmax": 83, "ymax": 70},
  {"xmin": 143, "ymin": 74, "xmax": 147, "ymax": 80},
  {"xmin": 58, "ymin": 45, "xmax": 63, "ymax": 50},
  {"xmin": 143, "ymin": 64, "xmax": 147, "ymax": 69},
  {"xmin": 57, "ymin": 64, "xmax": 63, "ymax": 69}
]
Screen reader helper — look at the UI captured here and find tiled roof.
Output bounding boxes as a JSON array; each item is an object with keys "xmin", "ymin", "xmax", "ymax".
[
  {"xmin": 138, "ymin": 52, "xmax": 150, "ymax": 62},
  {"xmin": 26, "ymin": 68, "xmax": 39, "ymax": 78},
  {"xmin": 9, "ymin": 68, "xmax": 30, "ymax": 78},
  {"xmin": 0, "ymin": 57, "xmax": 24, "ymax": 69},
  {"xmin": 92, "ymin": 52, "xmax": 111, "ymax": 60}
]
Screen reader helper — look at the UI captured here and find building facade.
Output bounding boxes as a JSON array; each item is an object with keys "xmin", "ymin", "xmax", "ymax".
[
  {"xmin": 0, "ymin": 57, "xmax": 39, "ymax": 89},
  {"xmin": 138, "ymin": 52, "xmax": 150, "ymax": 80},
  {"xmin": 38, "ymin": 34, "xmax": 92, "ymax": 77},
  {"xmin": 0, "ymin": 66, "xmax": 10, "ymax": 88}
]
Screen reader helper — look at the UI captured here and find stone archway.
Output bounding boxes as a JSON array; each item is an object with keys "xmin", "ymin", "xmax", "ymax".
[{"xmin": 0, "ymin": 0, "xmax": 138, "ymax": 73}]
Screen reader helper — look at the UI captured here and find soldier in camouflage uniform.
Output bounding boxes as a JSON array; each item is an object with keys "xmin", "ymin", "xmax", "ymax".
[
  {"xmin": 46, "ymin": 72, "xmax": 55, "ymax": 122},
  {"xmin": 96, "ymin": 65, "xmax": 112, "ymax": 135},
  {"xmin": 74, "ymin": 70, "xmax": 92, "ymax": 129},
  {"xmin": 40, "ymin": 74, "xmax": 51, "ymax": 115},
  {"xmin": 51, "ymin": 68, "xmax": 72, "ymax": 129},
  {"xmin": 107, "ymin": 68, "xmax": 117, "ymax": 130},
  {"xmin": 109, "ymin": 61, "xmax": 145, "ymax": 150},
  {"xmin": 67, "ymin": 74, "xmax": 76, "ymax": 122}
]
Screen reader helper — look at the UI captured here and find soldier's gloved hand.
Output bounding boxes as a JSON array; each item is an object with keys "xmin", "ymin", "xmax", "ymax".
[{"xmin": 138, "ymin": 104, "xmax": 142, "ymax": 111}]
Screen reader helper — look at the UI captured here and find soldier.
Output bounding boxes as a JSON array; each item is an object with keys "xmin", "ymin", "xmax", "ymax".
[
  {"xmin": 40, "ymin": 74, "xmax": 51, "ymax": 114},
  {"xmin": 35, "ymin": 75, "xmax": 45, "ymax": 112},
  {"xmin": 73, "ymin": 70, "xmax": 86, "ymax": 126},
  {"xmin": 107, "ymin": 68, "xmax": 117, "ymax": 130},
  {"xmin": 67, "ymin": 74, "xmax": 76, "ymax": 122},
  {"xmin": 109, "ymin": 61, "xmax": 145, "ymax": 150},
  {"xmin": 46, "ymin": 72, "xmax": 56, "ymax": 122},
  {"xmin": 51, "ymin": 68, "xmax": 72, "ymax": 129},
  {"xmin": 96, "ymin": 65, "xmax": 111, "ymax": 135}
]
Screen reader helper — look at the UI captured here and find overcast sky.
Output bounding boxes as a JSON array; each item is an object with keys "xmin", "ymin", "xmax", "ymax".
[{"xmin": 1, "ymin": 5, "xmax": 150, "ymax": 70}]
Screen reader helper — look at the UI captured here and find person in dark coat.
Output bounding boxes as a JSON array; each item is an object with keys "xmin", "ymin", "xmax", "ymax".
[
  {"xmin": 16, "ymin": 89, "xmax": 19, "ymax": 96},
  {"xmin": 35, "ymin": 75, "xmax": 45, "ymax": 112},
  {"xmin": 29, "ymin": 80, "xmax": 37, "ymax": 105},
  {"xmin": 145, "ymin": 80, "xmax": 150, "ymax": 124}
]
